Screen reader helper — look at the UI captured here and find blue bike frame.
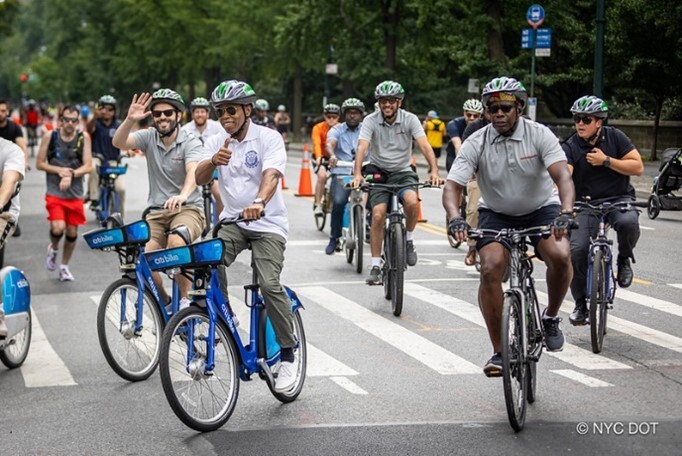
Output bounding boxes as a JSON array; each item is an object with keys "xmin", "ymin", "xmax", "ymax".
[{"xmin": 96, "ymin": 163, "xmax": 127, "ymax": 226}]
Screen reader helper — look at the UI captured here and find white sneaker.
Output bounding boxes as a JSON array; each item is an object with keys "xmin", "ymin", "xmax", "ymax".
[
  {"xmin": 313, "ymin": 204, "xmax": 324, "ymax": 216},
  {"xmin": 0, "ymin": 312, "xmax": 7, "ymax": 338},
  {"xmin": 59, "ymin": 265, "xmax": 74, "ymax": 281},
  {"xmin": 275, "ymin": 359, "xmax": 298, "ymax": 393},
  {"xmin": 45, "ymin": 244, "xmax": 58, "ymax": 271},
  {"xmin": 179, "ymin": 297, "xmax": 191, "ymax": 310}
]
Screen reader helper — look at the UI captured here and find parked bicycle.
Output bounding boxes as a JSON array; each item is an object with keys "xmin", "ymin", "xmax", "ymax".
[
  {"xmin": 573, "ymin": 199, "xmax": 646, "ymax": 353},
  {"xmin": 156, "ymin": 216, "xmax": 307, "ymax": 432},
  {"xmin": 360, "ymin": 181, "xmax": 432, "ymax": 316},
  {"xmin": 92, "ymin": 154, "xmax": 127, "ymax": 228}
]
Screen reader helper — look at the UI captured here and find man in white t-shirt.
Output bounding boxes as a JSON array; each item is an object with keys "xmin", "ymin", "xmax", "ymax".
[
  {"xmin": 195, "ymin": 80, "xmax": 297, "ymax": 394},
  {"xmin": 0, "ymin": 137, "xmax": 25, "ymax": 337}
]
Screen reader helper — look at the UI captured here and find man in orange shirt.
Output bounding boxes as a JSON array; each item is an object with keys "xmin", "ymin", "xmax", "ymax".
[{"xmin": 311, "ymin": 104, "xmax": 340, "ymax": 215}]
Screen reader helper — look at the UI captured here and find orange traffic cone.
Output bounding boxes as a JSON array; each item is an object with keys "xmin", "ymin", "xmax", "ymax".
[
  {"xmin": 281, "ymin": 175, "xmax": 288, "ymax": 190},
  {"xmin": 417, "ymin": 191, "xmax": 427, "ymax": 223},
  {"xmin": 295, "ymin": 144, "xmax": 314, "ymax": 197}
]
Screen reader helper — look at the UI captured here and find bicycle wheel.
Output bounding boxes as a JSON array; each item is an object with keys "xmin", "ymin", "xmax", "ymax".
[
  {"xmin": 97, "ymin": 278, "xmax": 163, "ymax": 381},
  {"xmin": 390, "ymin": 224, "xmax": 405, "ymax": 317},
  {"xmin": 159, "ymin": 307, "xmax": 240, "ymax": 432},
  {"xmin": 345, "ymin": 212, "xmax": 355, "ymax": 265},
  {"xmin": 267, "ymin": 309, "xmax": 307, "ymax": 403},
  {"xmin": 106, "ymin": 192, "xmax": 117, "ymax": 227},
  {"xmin": 501, "ymin": 293, "xmax": 527, "ymax": 432},
  {"xmin": 314, "ymin": 200, "xmax": 327, "ymax": 231},
  {"xmin": 383, "ymin": 227, "xmax": 392, "ymax": 300},
  {"xmin": 0, "ymin": 310, "xmax": 32, "ymax": 368},
  {"xmin": 647, "ymin": 195, "xmax": 660, "ymax": 220},
  {"xmin": 353, "ymin": 205, "xmax": 364, "ymax": 273},
  {"xmin": 589, "ymin": 250, "xmax": 607, "ymax": 354},
  {"xmin": 526, "ymin": 288, "xmax": 540, "ymax": 404}
]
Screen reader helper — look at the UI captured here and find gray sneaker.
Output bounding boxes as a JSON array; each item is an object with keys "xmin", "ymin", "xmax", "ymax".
[
  {"xmin": 366, "ymin": 266, "xmax": 382, "ymax": 285},
  {"xmin": 542, "ymin": 309, "xmax": 565, "ymax": 352},
  {"xmin": 406, "ymin": 241, "xmax": 417, "ymax": 266}
]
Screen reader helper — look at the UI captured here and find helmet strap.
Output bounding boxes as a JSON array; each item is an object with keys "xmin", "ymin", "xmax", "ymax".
[
  {"xmin": 586, "ymin": 125, "xmax": 602, "ymax": 144},
  {"xmin": 159, "ymin": 120, "xmax": 179, "ymax": 139},
  {"xmin": 232, "ymin": 106, "xmax": 250, "ymax": 140}
]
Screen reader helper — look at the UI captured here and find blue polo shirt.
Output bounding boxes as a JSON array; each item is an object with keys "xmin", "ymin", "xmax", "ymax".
[{"xmin": 327, "ymin": 122, "xmax": 361, "ymax": 175}]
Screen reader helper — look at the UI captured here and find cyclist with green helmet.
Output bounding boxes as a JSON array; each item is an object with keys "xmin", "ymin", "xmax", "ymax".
[
  {"xmin": 350, "ymin": 80, "xmax": 443, "ymax": 285},
  {"xmin": 562, "ymin": 95, "xmax": 643, "ymax": 325},
  {"xmin": 195, "ymin": 80, "xmax": 298, "ymax": 393},
  {"xmin": 112, "ymin": 89, "xmax": 205, "ymax": 308},
  {"xmin": 251, "ymin": 99, "xmax": 276, "ymax": 129},
  {"xmin": 323, "ymin": 97, "xmax": 366, "ymax": 255},
  {"xmin": 444, "ymin": 76, "xmax": 575, "ymax": 375}
]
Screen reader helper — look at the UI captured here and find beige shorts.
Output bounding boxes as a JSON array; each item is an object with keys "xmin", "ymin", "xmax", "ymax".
[{"xmin": 145, "ymin": 206, "xmax": 205, "ymax": 248}]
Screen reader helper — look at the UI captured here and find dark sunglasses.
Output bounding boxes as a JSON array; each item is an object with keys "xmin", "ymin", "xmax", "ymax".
[
  {"xmin": 101, "ymin": 106, "xmax": 115, "ymax": 112},
  {"xmin": 215, "ymin": 106, "xmax": 239, "ymax": 117},
  {"xmin": 573, "ymin": 115, "xmax": 594, "ymax": 125},
  {"xmin": 61, "ymin": 117, "xmax": 79, "ymax": 124},
  {"xmin": 488, "ymin": 104, "xmax": 515, "ymax": 114},
  {"xmin": 378, "ymin": 98, "xmax": 399, "ymax": 105},
  {"xmin": 152, "ymin": 109, "xmax": 176, "ymax": 118}
]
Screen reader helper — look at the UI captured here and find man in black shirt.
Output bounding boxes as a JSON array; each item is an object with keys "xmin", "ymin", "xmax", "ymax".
[{"xmin": 562, "ymin": 96, "xmax": 644, "ymax": 325}]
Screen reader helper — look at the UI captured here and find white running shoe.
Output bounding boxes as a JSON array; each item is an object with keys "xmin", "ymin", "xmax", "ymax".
[
  {"xmin": 275, "ymin": 359, "xmax": 298, "ymax": 392},
  {"xmin": 45, "ymin": 244, "xmax": 58, "ymax": 271},
  {"xmin": 59, "ymin": 265, "xmax": 74, "ymax": 281}
]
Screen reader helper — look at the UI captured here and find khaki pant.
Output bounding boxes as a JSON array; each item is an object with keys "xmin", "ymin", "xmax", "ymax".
[
  {"xmin": 88, "ymin": 158, "xmax": 127, "ymax": 217},
  {"xmin": 466, "ymin": 180, "xmax": 480, "ymax": 247},
  {"xmin": 146, "ymin": 206, "xmax": 205, "ymax": 248}
]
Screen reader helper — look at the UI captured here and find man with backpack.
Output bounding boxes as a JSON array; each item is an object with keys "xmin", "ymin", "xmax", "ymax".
[{"xmin": 36, "ymin": 105, "xmax": 93, "ymax": 281}]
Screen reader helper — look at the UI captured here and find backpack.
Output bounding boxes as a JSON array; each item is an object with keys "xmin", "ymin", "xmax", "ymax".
[{"xmin": 48, "ymin": 130, "xmax": 84, "ymax": 163}]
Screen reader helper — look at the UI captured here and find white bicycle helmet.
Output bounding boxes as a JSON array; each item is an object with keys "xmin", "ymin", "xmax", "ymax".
[
  {"xmin": 374, "ymin": 80, "xmax": 405, "ymax": 100},
  {"xmin": 341, "ymin": 98, "xmax": 365, "ymax": 114},
  {"xmin": 190, "ymin": 97, "xmax": 210, "ymax": 110},
  {"xmin": 149, "ymin": 88, "xmax": 186, "ymax": 112},
  {"xmin": 254, "ymin": 99, "xmax": 270, "ymax": 111},
  {"xmin": 324, "ymin": 103, "xmax": 341, "ymax": 115},
  {"xmin": 97, "ymin": 95, "xmax": 117, "ymax": 108},
  {"xmin": 570, "ymin": 95, "xmax": 608, "ymax": 118},
  {"xmin": 481, "ymin": 77, "xmax": 527, "ymax": 108},
  {"xmin": 462, "ymin": 99, "xmax": 484, "ymax": 114}
]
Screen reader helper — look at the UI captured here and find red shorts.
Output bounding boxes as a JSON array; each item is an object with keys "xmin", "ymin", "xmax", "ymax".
[{"xmin": 45, "ymin": 194, "xmax": 86, "ymax": 226}]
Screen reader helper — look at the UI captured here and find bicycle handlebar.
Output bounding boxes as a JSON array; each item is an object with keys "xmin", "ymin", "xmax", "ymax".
[
  {"xmin": 211, "ymin": 211, "xmax": 264, "ymax": 238},
  {"xmin": 573, "ymin": 199, "xmax": 647, "ymax": 215},
  {"xmin": 467, "ymin": 226, "xmax": 553, "ymax": 242},
  {"xmin": 356, "ymin": 181, "xmax": 435, "ymax": 192}
]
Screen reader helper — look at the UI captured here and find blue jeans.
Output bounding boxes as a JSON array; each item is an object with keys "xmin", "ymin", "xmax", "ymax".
[{"xmin": 330, "ymin": 175, "xmax": 351, "ymax": 239}]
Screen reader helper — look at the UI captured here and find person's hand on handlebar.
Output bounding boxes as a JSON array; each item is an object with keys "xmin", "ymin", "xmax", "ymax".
[
  {"xmin": 242, "ymin": 202, "xmax": 265, "ymax": 221},
  {"xmin": 350, "ymin": 173, "xmax": 365, "ymax": 189},
  {"xmin": 550, "ymin": 210, "xmax": 575, "ymax": 240},
  {"xmin": 164, "ymin": 194, "xmax": 187, "ymax": 212},
  {"xmin": 428, "ymin": 172, "xmax": 444, "ymax": 187},
  {"xmin": 328, "ymin": 154, "xmax": 338, "ymax": 167},
  {"xmin": 447, "ymin": 216, "xmax": 471, "ymax": 243}
]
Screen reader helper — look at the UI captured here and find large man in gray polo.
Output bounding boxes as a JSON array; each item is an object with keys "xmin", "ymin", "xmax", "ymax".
[
  {"xmin": 112, "ymin": 89, "xmax": 204, "ymax": 308},
  {"xmin": 351, "ymin": 80, "xmax": 443, "ymax": 286},
  {"xmin": 443, "ymin": 76, "xmax": 575, "ymax": 377}
]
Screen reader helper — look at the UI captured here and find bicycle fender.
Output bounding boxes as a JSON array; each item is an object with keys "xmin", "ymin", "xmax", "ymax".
[{"xmin": 0, "ymin": 266, "xmax": 30, "ymax": 314}]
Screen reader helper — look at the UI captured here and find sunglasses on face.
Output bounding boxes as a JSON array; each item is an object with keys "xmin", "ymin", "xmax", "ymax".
[
  {"xmin": 488, "ymin": 104, "xmax": 515, "ymax": 114},
  {"xmin": 61, "ymin": 117, "xmax": 79, "ymax": 124},
  {"xmin": 101, "ymin": 106, "xmax": 115, "ymax": 112},
  {"xmin": 215, "ymin": 106, "xmax": 239, "ymax": 117},
  {"xmin": 573, "ymin": 115, "xmax": 595, "ymax": 125},
  {"xmin": 378, "ymin": 98, "xmax": 399, "ymax": 105},
  {"xmin": 464, "ymin": 112, "xmax": 481, "ymax": 118},
  {"xmin": 152, "ymin": 109, "xmax": 176, "ymax": 118}
]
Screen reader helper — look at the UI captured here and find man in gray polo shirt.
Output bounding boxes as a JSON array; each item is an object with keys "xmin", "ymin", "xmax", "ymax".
[
  {"xmin": 351, "ymin": 80, "xmax": 443, "ymax": 285},
  {"xmin": 443, "ymin": 77, "xmax": 575, "ymax": 377},
  {"xmin": 113, "ymin": 89, "xmax": 204, "ymax": 308}
]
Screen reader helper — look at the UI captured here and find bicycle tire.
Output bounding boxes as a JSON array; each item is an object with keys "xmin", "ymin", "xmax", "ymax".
[
  {"xmin": 106, "ymin": 192, "xmax": 117, "ymax": 227},
  {"xmin": 345, "ymin": 212, "xmax": 355, "ymax": 265},
  {"xmin": 526, "ymin": 287, "xmax": 540, "ymax": 404},
  {"xmin": 383, "ymin": 226, "xmax": 392, "ymax": 300},
  {"xmin": 314, "ymin": 200, "xmax": 327, "ymax": 231},
  {"xmin": 501, "ymin": 293, "xmax": 527, "ymax": 432},
  {"xmin": 159, "ymin": 307, "xmax": 240, "ymax": 432},
  {"xmin": 589, "ymin": 249, "xmax": 607, "ymax": 354},
  {"xmin": 267, "ymin": 309, "xmax": 307, "ymax": 403},
  {"xmin": 97, "ymin": 278, "xmax": 163, "ymax": 382},
  {"xmin": 0, "ymin": 310, "xmax": 32, "ymax": 369},
  {"xmin": 390, "ymin": 224, "xmax": 405, "ymax": 317},
  {"xmin": 353, "ymin": 205, "xmax": 364, "ymax": 273}
]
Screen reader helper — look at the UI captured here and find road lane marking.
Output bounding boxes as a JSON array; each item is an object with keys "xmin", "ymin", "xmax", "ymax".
[
  {"xmin": 330, "ymin": 376, "xmax": 368, "ymax": 395},
  {"xmin": 669, "ymin": 284, "xmax": 682, "ymax": 290},
  {"xmin": 407, "ymin": 284, "xmax": 631, "ymax": 370},
  {"xmin": 616, "ymin": 289, "xmax": 682, "ymax": 317},
  {"xmin": 298, "ymin": 286, "xmax": 480, "ymax": 375},
  {"xmin": 550, "ymin": 369, "xmax": 613, "ymax": 387},
  {"xmin": 21, "ymin": 312, "xmax": 77, "ymax": 387},
  {"xmin": 288, "ymin": 239, "xmax": 453, "ymax": 247},
  {"xmin": 632, "ymin": 278, "xmax": 652, "ymax": 285}
]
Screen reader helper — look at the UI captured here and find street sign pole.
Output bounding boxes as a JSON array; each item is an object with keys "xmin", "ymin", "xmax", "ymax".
[
  {"xmin": 530, "ymin": 27, "xmax": 537, "ymax": 99},
  {"xmin": 526, "ymin": 4, "xmax": 545, "ymax": 120}
]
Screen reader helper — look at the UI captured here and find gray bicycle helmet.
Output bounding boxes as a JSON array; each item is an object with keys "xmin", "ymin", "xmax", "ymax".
[
  {"xmin": 462, "ymin": 98, "xmax": 484, "ymax": 114},
  {"xmin": 254, "ymin": 99, "xmax": 270, "ymax": 111},
  {"xmin": 97, "ymin": 94, "xmax": 117, "ymax": 108},
  {"xmin": 570, "ymin": 95, "xmax": 608, "ymax": 118},
  {"xmin": 374, "ymin": 80, "xmax": 405, "ymax": 100},
  {"xmin": 481, "ymin": 77, "xmax": 527, "ymax": 108},
  {"xmin": 190, "ymin": 97, "xmax": 210, "ymax": 110},
  {"xmin": 210, "ymin": 80, "xmax": 257, "ymax": 106},
  {"xmin": 324, "ymin": 103, "xmax": 341, "ymax": 115},
  {"xmin": 149, "ymin": 88, "xmax": 186, "ymax": 112},
  {"xmin": 341, "ymin": 97, "xmax": 365, "ymax": 114}
]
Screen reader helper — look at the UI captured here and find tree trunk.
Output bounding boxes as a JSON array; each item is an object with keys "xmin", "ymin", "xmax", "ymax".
[
  {"xmin": 650, "ymin": 97, "xmax": 663, "ymax": 161},
  {"xmin": 293, "ymin": 63, "xmax": 303, "ymax": 141},
  {"xmin": 380, "ymin": 0, "xmax": 400, "ymax": 71},
  {"xmin": 485, "ymin": 0, "xmax": 505, "ymax": 62}
]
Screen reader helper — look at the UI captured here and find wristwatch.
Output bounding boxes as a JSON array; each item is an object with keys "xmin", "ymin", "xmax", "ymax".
[
  {"xmin": 253, "ymin": 198, "xmax": 266, "ymax": 207},
  {"xmin": 603, "ymin": 156, "xmax": 611, "ymax": 168}
]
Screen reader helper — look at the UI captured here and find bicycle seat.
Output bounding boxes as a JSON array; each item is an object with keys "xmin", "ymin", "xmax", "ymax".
[
  {"xmin": 106, "ymin": 213, "xmax": 124, "ymax": 228},
  {"xmin": 144, "ymin": 238, "xmax": 224, "ymax": 272},
  {"xmin": 84, "ymin": 220, "xmax": 151, "ymax": 249},
  {"xmin": 166, "ymin": 225, "xmax": 192, "ymax": 245}
]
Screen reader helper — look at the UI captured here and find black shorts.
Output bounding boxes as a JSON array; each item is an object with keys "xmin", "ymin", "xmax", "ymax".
[{"xmin": 476, "ymin": 204, "xmax": 560, "ymax": 252}]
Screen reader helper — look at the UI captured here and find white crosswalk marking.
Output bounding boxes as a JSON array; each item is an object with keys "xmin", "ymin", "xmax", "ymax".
[
  {"xmin": 330, "ymin": 377, "xmax": 368, "ymax": 395},
  {"xmin": 21, "ymin": 312, "xmax": 77, "ymax": 388},
  {"xmin": 298, "ymin": 286, "xmax": 480, "ymax": 375},
  {"xmin": 669, "ymin": 284, "xmax": 682, "ymax": 290},
  {"xmin": 616, "ymin": 289, "xmax": 682, "ymax": 318},
  {"xmin": 551, "ymin": 369, "xmax": 613, "ymax": 387}
]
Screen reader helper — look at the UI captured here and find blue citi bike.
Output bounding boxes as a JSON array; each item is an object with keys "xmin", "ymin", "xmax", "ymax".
[
  {"xmin": 84, "ymin": 213, "xmax": 190, "ymax": 381},
  {"xmin": 573, "ymin": 199, "xmax": 646, "ymax": 353},
  {"xmin": 154, "ymin": 216, "xmax": 307, "ymax": 432},
  {"xmin": 92, "ymin": 154, "xmax": 127, "ymax": 228}
]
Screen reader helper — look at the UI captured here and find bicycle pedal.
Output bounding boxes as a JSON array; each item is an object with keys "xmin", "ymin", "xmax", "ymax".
[{"xmin": 484, "ymin": 369, "xmax": 502, "ymax": 378}]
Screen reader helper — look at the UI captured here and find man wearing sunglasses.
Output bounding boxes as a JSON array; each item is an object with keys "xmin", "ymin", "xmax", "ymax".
[
  {"xmin": 36, "ymin": 105, "xmax": 93, "ymax": 282},
  {"xmin": 113, "ymin": 89, "xmax": 204, "ymax": 308},
  {"xmin": 562, "ymin": 95, "xmax": 643, "ymax": 325},
  {"xmin": 196, "ymin": 80, "xmax": 298, "ymax": 393},
  {"xmin": 444, "ymin": 76, "xmax": 575, "ymax": 377}
]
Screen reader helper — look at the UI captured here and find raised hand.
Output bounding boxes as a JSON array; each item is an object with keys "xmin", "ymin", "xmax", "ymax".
[{"xmin": 126, "ymin": 93, "xmax": 152, "ymax": 122}]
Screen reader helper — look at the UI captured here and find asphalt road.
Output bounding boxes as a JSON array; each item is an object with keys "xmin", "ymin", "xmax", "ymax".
[{"xmin": 1, "ymin": 149, "xmax": 681, "ymax": 455}]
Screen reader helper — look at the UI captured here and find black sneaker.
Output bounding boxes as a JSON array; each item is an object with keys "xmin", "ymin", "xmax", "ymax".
[
  {"xmin": 542, "ymin": 309, "xmax": 565, "ymax": 352},
  {"xmin": 366, "ymin": 266, "xmax": 382, "ymax": 285},
  {"xmin": 89, "ymin": 200, "xmax": 100, "ymax": 211},
  {"xmin": 484, "ymin": 352, "xmax": 503, "ymax": 377},
  {"xmin": 617, "ymin": 256, "xmax": 633, "ymax": 288},
  {"xmin": 11, "ymin": 223, "xmax": 20, "ymax": 237},
  {"xmin": 406, "ymin": 241, "xmax": 417, "ymax": 266},
  {"xmin": 325, "ymin": 237, "xmax": 337, "ymax": 255},
  {"xmin": 569, "ymin": 299, "xmax": 589, "ymax": 326}
]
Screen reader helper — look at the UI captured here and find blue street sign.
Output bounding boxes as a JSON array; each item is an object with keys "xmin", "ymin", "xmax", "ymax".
[
  {"xmin": 521, "ymin": 28, "xmax": 552, "ymax": 49},
  {"xmin": 526, "ymin": 4, "xmax": 545, "ymax": 28}
]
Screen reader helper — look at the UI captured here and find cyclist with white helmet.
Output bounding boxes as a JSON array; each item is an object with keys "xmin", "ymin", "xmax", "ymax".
[
  {"xmin": 112, "ymin": 88, "xmax": 205, "ymax": 308},
  {"xmin": 444, "ymin": 76, "xmax": 575, "ymax": 376},
  {"xmin": 562, "ymin": 95, "xmax": 643, "ymax": 325},
  {"xmin": 274, "ymin": 104, "xmax": 291, "ymax": 143},
  {"xmin": 195, "ymin": 80, "xmax": 298, "ymax": 393},
  {"xmin": 251, "ymin": 99, "xmax": 276, "ymax": 129},
  {"xmin": 350, "ymin": 80, "xmax": 443, "ymax": 285},
  {"xmin": 445, "ymin": 98, "xmax": 484, "ymax": 172},
  {"xmin": 323, "ymin": 97, "xmax": 365, "ymax": 255},
  {"xmin": 312, "ymin": 103, "xmax": 341, "ymax": 216}
]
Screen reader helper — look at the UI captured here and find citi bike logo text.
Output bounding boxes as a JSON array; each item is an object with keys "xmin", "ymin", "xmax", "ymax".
[
  {"xmin": 153, "ymin": 253, "xmax": 180, "ymax": 266},
  {"xmin": 17, "ymin": 279, "xmax": 28, "ymax": 288},
  {"xmin": 92, "ymin": 234, "xmax": 115, "ymax": 245}
]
